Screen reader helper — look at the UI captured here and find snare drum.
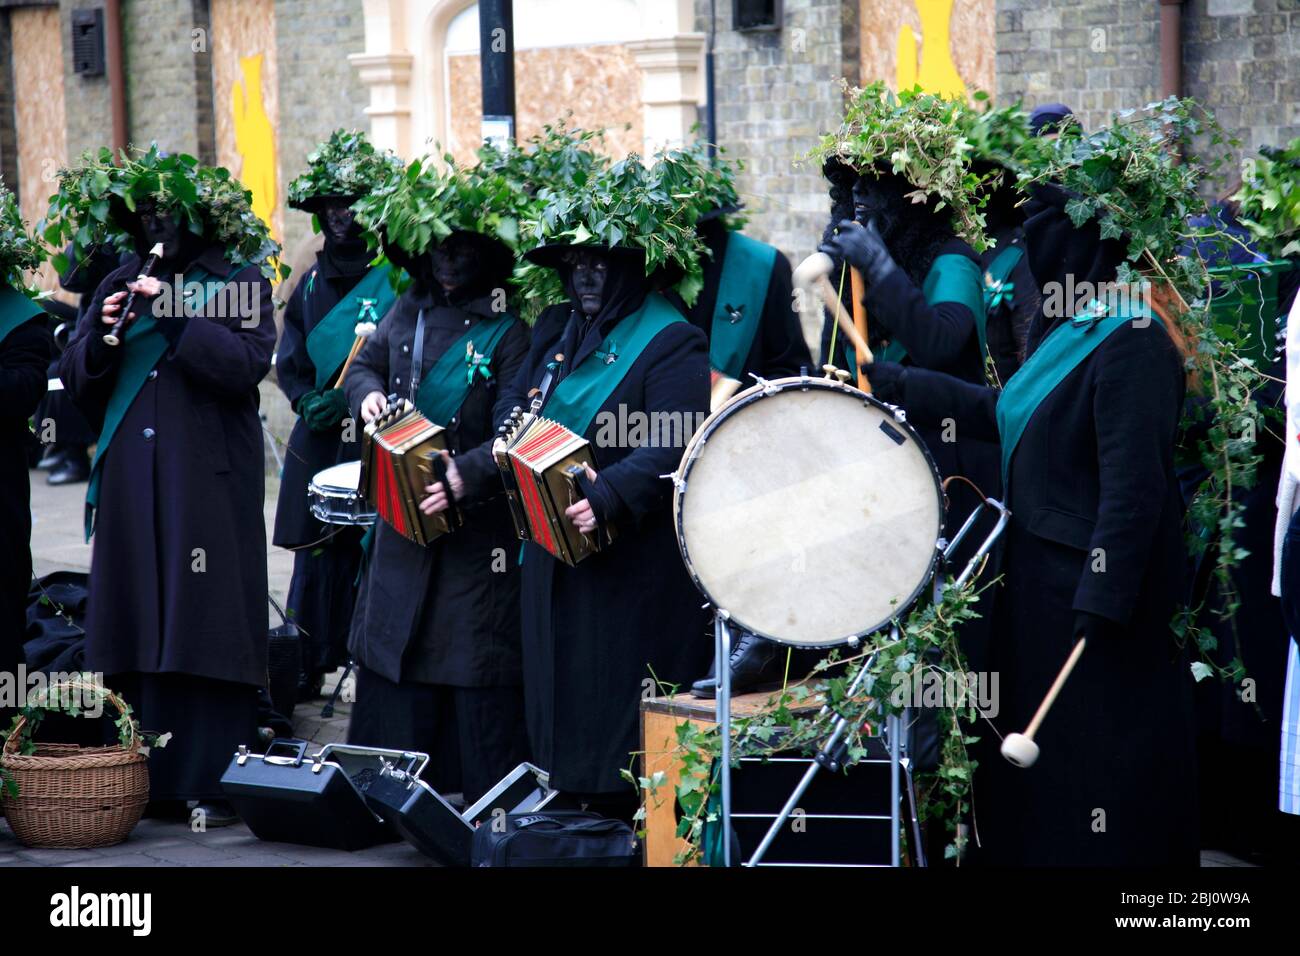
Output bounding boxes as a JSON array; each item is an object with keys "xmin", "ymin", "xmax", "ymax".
[
  {"xmin": 308, "ymin": 460, "xmax": 376, "ymax": 527},
  {"xmin": 673, "ymin": 376, "xmax": 944, "ymax": 647}
]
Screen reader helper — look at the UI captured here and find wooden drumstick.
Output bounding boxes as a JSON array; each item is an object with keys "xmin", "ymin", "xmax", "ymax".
[
  {"xmin": 849, "ymin": 267, "xmax": 870, "ymax": 391},
  {"xmin": 1001, "ymin": 639, "xmax": 1087, "ymax": 769},
  {"xmin": 332, "ymin": 320, "xmax": 378, "ymax": 389},
  {"xmin": 815, "ymin": 276, "xmax": 872, "ymax": 375}
]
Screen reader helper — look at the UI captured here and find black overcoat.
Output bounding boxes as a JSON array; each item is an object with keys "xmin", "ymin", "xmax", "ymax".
[
  {"xmin": 1, "ymin": 318, "xmax": 51, "ymax": 676},
  {"xmin": 343, "ymin": 287, "xmax": 530, "ymax": 687},
  {"xmin": 665, "ymin": 224, "xmax": 812, "ymax": 380},
  {"xmin": 901, "ymin": 317, "xmax": 1198, "ymax": 865},
  {"xmin": 58, "ymin": 245, "xmax": 275, "ymax": 688},
  {"xmin": 271, "ymin": 249, "xmax": 370, "ymax": 548},
  {"xmin": 493, "ymin": 296, "xmax": 713, "ymax": 794}
]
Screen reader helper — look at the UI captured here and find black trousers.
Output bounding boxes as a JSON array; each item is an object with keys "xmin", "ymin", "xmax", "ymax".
[
  {"xmin": 346, "ymin": 666, "xmax": 530, "ymax": 805},
  {"xmin": 285, "ymin": 530, "xmax": 363, "ymax": 677}
]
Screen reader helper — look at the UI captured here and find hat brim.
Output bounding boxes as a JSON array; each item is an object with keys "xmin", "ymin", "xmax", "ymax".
[
  {"xmin": 290, "ymin": 193, "xmax": 362, "ymax": 213},
  {"xmin": 523, "ymin": 242, "xmax": 646, "ymax": 271}
]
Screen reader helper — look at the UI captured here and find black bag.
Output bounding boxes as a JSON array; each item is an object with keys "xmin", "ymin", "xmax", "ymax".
[
  {"xmin": 471, "ymin": 811, "xmax": 636, "ymax": 867},
  {"xmin": 266, "ymin": 595, "xmax": 302, "ymax": 721}
]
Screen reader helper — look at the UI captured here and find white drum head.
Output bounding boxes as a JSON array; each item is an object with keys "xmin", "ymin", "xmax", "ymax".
[
  {"xmin": 675, "ymin": 381, "xmax": 943, "ymax": 647},
  {"xmin": 311, "ymin": 460, "xmax": 362, "ymax": 493}
]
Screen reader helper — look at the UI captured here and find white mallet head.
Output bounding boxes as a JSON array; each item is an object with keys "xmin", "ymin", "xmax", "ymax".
[{"xmin": 1001, "ymin": 733, "xmax": 1040, "ymax": 768}]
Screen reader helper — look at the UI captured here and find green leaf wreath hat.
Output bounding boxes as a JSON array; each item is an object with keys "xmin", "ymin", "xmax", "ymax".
[
  {"xmin": 0, "ymin": 177, "xmax": 45, "ymax": 294},
  {"xmin": 287, "ymin": 128, "xmax": 405, "ymax": 219},
  {"xmin": 521, "ymin": 153, "xmax": 709, "ymax": 307},
  {"xmin": 41, "ymin": 144, "xmax": 287, "ymax": 282},
  {"xmin": 808, "ymin": 82, "xmax": 994, "ymax": 250}
]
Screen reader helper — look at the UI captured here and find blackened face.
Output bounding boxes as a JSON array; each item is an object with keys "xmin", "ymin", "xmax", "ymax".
[
  {"xmin": 138, "ymin": 200, "xmax": 183, "ymax": 258},
  {"xmin": 852, "ymin": 175, "xmax": 908, "ymax": 239},
  {"xmin": 429, "ymin": 235, "xmax": 480, "ymax": 294},
  {"xmin": 321, "ymin": 204, "xmax": 360, "ymax": 245},
  {"xmin": 569, "ymin": 251, "xmax": 609, "ymax": 317}
]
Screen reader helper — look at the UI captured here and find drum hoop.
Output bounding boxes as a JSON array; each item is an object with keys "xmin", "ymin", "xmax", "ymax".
[{"xmin": 673, "ymin": 375, "xmax": 945, "ymax": 648}]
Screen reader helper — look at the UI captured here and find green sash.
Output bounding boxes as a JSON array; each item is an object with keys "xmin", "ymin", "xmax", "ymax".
[
  {"xmin": 877, "ymin": 253, "xmax": 986, "ymax": 364},
  {"xmin": 84, "ymin": 265, "xmax": 235, "ymax": 540},
  {"xmin": 0, "ymin": 286, "xmax": 43, "ymax": 346},
  {"xmin": 305, "ymin": 264, "xmax": 396, "ymax": 389},
  {"xmin": 413, "ymin": 312, "xmax": 517, "ymax": 426},
  {"xmin": 543, "ymin": 293, "xmax": 685, "ymax": 436},
  {"xmin": 996, "ymin": 306, "xmax": 1163, "ymax": 488},
  {"xmin": 709, "ymin": 232, "xmax": 778, "ymax": 380}
]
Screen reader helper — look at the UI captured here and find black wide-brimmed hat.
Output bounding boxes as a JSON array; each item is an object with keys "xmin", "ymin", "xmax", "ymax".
[
  {"xmin": 289, "ymin": 192, "xmax": 361, "ymax": 214},
  {"xmin": 524, "ymin": 241, "xmax": 685, "ymax": 291}
]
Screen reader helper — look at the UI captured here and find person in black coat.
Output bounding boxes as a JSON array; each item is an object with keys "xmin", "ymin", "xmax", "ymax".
[
  {"xmin": 343, "ymin": 229, "xmax": 531, "ymax": 804},
  {"xmin": 59, "ymin": 197, "xmax": 276, "ymax": 822},
  {"xmin": 865, "ymin": 195, "xmax": 1198, "ymax": 865},
  {"xmin": 0, "ymin": 286, "xmax": 51, "ymax": 726},
  {"xmin": 272, "ymin": 195, "xmax": 384, "ymax": 697},
  {"xmin": 659, "ymin": 209, "xmax": 814, "ymax": 699},
  {"xmin": 493, "ymin": 242, "xmax": 711, "ymax": 817}
]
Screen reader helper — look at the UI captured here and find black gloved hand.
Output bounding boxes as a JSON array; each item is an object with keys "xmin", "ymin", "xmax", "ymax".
[
  {"xmin": 861, "ymin": 360, "xmax": 906, "ymax": 404},
  {"xmin": 819, "ymin": 218, "xmax": 898, "ymax": 287},
  {"xmin": 303, "ymin": 387, "xmax": 350, "ymax": 432},
  {"xmin": 1073, "ymin": 610, "xmax": 1117, "ymax": 644}
]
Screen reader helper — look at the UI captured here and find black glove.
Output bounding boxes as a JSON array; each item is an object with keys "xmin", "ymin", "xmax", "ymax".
[
  {"xmin": 861, "ymin": 360, "xmax": 906, "ymax": 404},
  {"xmin": 1073, "ymin": 610, "xmax": 1117, "ymax": 644},
  {"xmin": 302, "ymin": 388, "xmax": 350, "ymax": 432},
  {"xmin": 819, "ymin": 218, "xmax": 898, "ymax": 287}
]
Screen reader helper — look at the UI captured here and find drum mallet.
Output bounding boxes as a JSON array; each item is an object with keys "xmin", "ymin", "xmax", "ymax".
[
  {"xmin": 332, "ymin": 320, "xmax": 378, "ymax": 389},
  {"xmin": 1001, "ymin": 638, "xmax": 1087, "ymax": 768},
  {"xmin": 791, "ymin": 252, "xmax": 873, "ymax": 388}
]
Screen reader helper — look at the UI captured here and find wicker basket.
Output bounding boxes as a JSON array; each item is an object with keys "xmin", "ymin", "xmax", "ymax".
[{"xmin": 0, "ymin": 683, "xmax": 149, "ymax": 849}]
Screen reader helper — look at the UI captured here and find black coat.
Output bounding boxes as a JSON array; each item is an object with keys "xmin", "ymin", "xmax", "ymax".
[
  {"xmin": 1, "ymin": 318, "xmax": 51, "ymax": 674},
  {"xmin": 343, "ymin": 287, "xmax": 530, "ymax": 687},
  {"xmin": 665, "ymin": 223, "xmax": 812, "ymax": 380},
  {"xmin": 494, "ymin": 297, "xmax": 713, "ymax": 794},
  {"xmin": 271, "ymin": 248, "xmax": 371, "ymax": 548},
  {"xmin": 901, "ymin": 318, "xmax": 1197, "ymax": 865},
  {"xmin": 59, "ymin": 245, "xmax": 276, "ymax": 688}
]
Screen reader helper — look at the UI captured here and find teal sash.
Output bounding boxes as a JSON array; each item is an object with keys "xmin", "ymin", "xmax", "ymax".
[
  {"xmin": 413, "ymin": 312, "xmax": 517, "ymax": 426},
  {"xmin": 983, "ymin": 244, "xmax": 1023, "ymax": 319},
  {"xmin": 543, "ymin": 294, "xmax": 685, "ymax": 436},
  {"xmin": 996, "ymin": 306, "xmax": 1164, "ymax": 488},
  {"xmin": 85, "ymin": 265, "xmax": 235, "ymax": 539},
  {"xmin": 710, "ymin": 232, "xmax": 778, "ymax": 380},
  {"xmin": 305, "ymin": 264, "xmax": 396, "ymax": 389},
  {"xmin": 0, "ymin": 286, "xmax": 43, "ymax": 345},
  {"xmin": 877, "ymin": 253, "xmax": 986, "ymax": 364}
]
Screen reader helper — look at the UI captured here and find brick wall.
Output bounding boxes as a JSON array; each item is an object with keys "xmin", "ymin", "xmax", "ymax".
[
  {"xmin": 60, "ymin": 0, "xmax": 112, "ymax": 161},
  {"xmin": 0, "ymin": 11, "xmax": 17, "ymax": 192},
  {"xmin": 695, "ymin": 0, "xmax": 859, "ymax": 261},
  {"xmin": 274, "ymin": 0, "xmax": 368, "ymax": 253},
  {"xmin": 122, "ymin": 0, "xmax": 209, "ymax": 156}
]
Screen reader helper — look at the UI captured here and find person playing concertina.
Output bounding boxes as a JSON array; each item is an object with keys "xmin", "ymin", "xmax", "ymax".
[
  {"xmin": 273, "ymin": 137, "xmax": 400, "ymax": 700},
  {"xmin": 57, "ymin": 161, "xmax": 277, "ymax": 825},
  {"xmin": 863, "ymin": 185, "xmax": 1198, "ymax": 866},
  {"xmin": 343, "ymin": 199, "xmax": 531, "ymax": 806},
  {"xmin": 493, "ymin": 226, "xmax": 712, "ymax": 820}
]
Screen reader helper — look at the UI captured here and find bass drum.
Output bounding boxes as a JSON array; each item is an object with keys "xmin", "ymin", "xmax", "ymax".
[{"xmin": 673, "ymin": 376, "xmax": 943, "ymax": 648}]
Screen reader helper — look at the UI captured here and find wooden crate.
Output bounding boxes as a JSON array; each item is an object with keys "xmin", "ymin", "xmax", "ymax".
[{"xmin": 639, "ymin": 686, "xmax": 822, "ymax": 867}]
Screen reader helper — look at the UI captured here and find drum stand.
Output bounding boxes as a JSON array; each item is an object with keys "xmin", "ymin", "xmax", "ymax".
[{"xmin": 712, "ymin": 494, "xmax": 1009, "ymax": 868}]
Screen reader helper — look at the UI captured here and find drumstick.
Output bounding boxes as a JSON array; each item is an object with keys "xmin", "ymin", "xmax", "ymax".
[
  {"xmin": 849, "ymin": 267, "xmax": 870, "ymax": 391},
  {"xmin": 815, "ymin": 276, "xmax": 873, "ymax": 372},
  {"xmin": 332, "ymin": 321, "xmax": 378, "ymax": 389},
  {"xmin": 1000, "ymin": 639, "xmax": 1087, "ymax": 769}
]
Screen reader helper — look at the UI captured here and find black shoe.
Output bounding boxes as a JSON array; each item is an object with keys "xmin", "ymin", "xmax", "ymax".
[
  {"xmin": 189, "ymin": 800, "xmax": 240, "ymax": 828},
  {"xmin": 36, "ymin": 448, "xmax": 63, "ymax": 471},
  {"xmin": 690, "ymin": 633, "xmax": 784, "ymax": 699},
  {"xmin": 47, "ymin": 455, "xmax": 90, "ymax": 485}
]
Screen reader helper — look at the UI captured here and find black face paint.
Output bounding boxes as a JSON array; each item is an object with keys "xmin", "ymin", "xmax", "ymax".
[
  {"xmin": 137, "ymin": 199, "xmax": 183, "ymax": 259},
  {"xmin": 321, "ymin": 204, "xmax": 361, "ymax": 245},
  {"xmin": 853, "ymin": 175, "xmax": 910, "ymax": 241},
  {"xmin": 430, "ymin": 234, "xmax": 482, "ymax": 294},
  {"xmin": 569, "ymin": 250, "xmax": 610, "ymax": 317}
]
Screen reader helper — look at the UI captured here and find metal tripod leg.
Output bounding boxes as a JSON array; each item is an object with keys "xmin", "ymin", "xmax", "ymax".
[
  {"xmin": 715, "ymin": 611, "xmax": 733, "ymax": 868},
  {"xmin": 744, "ymin": 624, "xmax": 899, "ymax": 867}
]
